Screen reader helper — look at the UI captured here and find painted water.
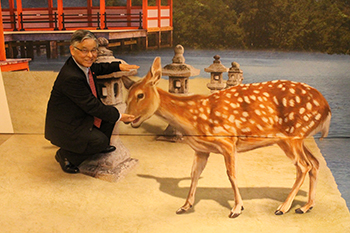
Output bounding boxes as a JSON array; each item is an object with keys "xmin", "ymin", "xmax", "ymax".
[{"xmin": 30, "ymin": 49, "xmax": 350, "ymax": 208}]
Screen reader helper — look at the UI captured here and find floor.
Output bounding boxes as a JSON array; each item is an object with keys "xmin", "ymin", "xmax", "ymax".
[{"xmin": 1, "ymin": 71, "xmax": 349, "ymax": 232}]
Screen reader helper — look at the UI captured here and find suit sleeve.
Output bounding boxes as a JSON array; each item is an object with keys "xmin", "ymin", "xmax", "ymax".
[
  {"xmin": 91, "ymin": 61, "xmax": 121, "ymax": 75},
  {"xmin": 61, "ymin": 72, "xmax": 120, "ymax": 123}
]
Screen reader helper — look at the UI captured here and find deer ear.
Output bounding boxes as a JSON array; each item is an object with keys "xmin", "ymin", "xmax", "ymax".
[
  {"xmin": 121, "ymin": 75, "xmax": 136, "ymax": 90},
  {"xmin": 149, "ymin": 57, "xmax": 162, "ymax": 86}
]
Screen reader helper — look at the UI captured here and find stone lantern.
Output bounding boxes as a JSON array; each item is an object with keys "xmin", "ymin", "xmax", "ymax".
[
  {"xmin": 226, "ymin": 61, "xmax": 244, "ymax": 87},
  {"xmin": 157, "ymin": 44, "xmax": 200, "ymax": 142},
  {"xmin": 95, "ymin": 37, "xmax": 138, "ymax": 113},
  {"xmin": 205, "ymin": 55, "xmax": 228, "ymax": 92},
  {"xmin": 162, "ymin": 44, "xmax": 200, "ymax": 94}
]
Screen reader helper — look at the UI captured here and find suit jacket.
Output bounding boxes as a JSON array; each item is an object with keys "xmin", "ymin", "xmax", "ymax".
[{"xmin": 45, "ymin": 56, "xmax": 121, "ymax": 153}]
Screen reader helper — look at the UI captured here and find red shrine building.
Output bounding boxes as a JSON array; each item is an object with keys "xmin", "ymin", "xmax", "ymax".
[{"xmin": 0, "ymin": 0, "xmax": 173, "ymax": 69}]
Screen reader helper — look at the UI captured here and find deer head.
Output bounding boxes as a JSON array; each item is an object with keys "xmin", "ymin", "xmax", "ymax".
[{"xmin": 125, "ymin": 57, "xmax": 162, "ymax": 128}]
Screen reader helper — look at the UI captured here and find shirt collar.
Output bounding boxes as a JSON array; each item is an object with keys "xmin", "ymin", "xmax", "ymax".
[{"xmin": 72, "ymin": 56, "xmax": 89, "ymax": 76}]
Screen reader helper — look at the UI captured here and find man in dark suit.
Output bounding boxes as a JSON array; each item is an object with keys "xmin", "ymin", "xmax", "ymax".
[{"xmin": 45, "ymin": 30, "xmax": 138, "ymax": 174}]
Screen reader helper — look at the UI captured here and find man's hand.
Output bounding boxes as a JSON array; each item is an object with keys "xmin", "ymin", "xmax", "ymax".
[
  {"xmin": 119, "ymin": 63, "xmax": 140, "ymax": 71},
  {"xmin": 120, "ymin": 114, "xmax": 136, "ymax": 123}
]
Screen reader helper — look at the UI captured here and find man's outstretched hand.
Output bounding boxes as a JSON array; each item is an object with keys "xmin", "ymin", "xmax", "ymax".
[
  {"xmin": 119, "ymin": 64, "xmax": 140, "ymax": 71},
  {"xmin": 120, "ymin": 114, "xmax": 136, "ymax": 123}
]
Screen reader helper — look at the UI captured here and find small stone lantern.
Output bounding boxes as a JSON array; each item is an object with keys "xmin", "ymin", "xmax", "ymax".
[
  {"xmin": 162, "ymin": 44, "xmax": 200, "ymax": 94},
  {"xmin": 226, "ymin": 62, "xmax": 244, "ymax": 87},
  {"xmin": 205, "ymin": 55, "xmax": 228, "ymax": 92},
  {"xmin": 95, "ymin": 37, "xmax": 137, "ymax": 113},
  {"xmin": 157, "ymin": 44, "xmax": 200, "ymax": 142}
]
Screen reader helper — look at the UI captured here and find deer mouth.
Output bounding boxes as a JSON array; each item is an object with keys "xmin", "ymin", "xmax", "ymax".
[{"xmin": 131, "ymin": 116, "xmax": 142, "ymax": 128}]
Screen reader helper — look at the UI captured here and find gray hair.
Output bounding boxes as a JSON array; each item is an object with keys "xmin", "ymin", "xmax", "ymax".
[{"xmin": 70, "ymin": 29, "xmax": 98, "ymax": 47}]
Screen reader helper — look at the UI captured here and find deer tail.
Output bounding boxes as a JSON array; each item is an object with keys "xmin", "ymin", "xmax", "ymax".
[{"xmin": 319, "ymin": 112, "xmax": 331, "ymax": 140}]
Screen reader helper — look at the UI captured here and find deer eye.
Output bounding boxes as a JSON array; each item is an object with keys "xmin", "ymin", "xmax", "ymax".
[{"xmin": 137, "ymin": 93, "xmax": 144, "ymax": 99}]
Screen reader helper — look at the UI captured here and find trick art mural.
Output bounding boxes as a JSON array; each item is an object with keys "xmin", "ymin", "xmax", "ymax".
[{"xmin": 124, "ymin": 57, "xmax": 331, "ymax": 218}]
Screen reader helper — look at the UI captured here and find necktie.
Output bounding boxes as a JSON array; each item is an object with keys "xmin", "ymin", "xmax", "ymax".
[{"xmin": 88, "ymin": 69, "xmax": 102, "ymax": 128}]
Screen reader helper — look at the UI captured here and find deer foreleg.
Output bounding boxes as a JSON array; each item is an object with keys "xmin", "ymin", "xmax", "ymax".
[
  {"xmin": 176, "ymin": 151, "xmax": 209, "ymax": 214},
  {"xmin": 224, "ymin": 148, "xmax": 244, "ymax": 218}
]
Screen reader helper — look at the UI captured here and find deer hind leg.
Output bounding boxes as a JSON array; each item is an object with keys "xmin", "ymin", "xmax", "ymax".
[
  {"xmin": 224, "ymin": 149, "xmax": 244, "ymax": 218},
  {"xmin": 295, "ymin": 143, "xmax": 319, "ymax": 214},
  {"xmin": 275, "ymin": 139, "xmax": 313, "ymax": 215},
  {"xmin": 176, "ymin": 151, "xmax": 209, "ymax": 214}
]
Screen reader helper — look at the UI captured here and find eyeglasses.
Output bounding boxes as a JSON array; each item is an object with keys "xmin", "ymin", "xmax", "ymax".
[{"xmin": 74, "ymin": 46, "xmax": 98, "ymax": 55}]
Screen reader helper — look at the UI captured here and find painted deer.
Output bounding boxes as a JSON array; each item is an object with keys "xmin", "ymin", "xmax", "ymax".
[{"xmin": 124, "ymin": 57, "xmax": 331, "ymax": 218}]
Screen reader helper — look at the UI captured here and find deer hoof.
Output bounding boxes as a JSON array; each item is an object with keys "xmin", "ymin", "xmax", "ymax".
[
  {"xmin": 295, "ymin": 206, "xmax": 313, "ymax": 214},
  {"xmin": 275, "ymin": 210, "xmax": 284, "ymax": 215},
  {"xmin": 176, "ymin": 207, "xmax": 189, "ymax": 215},
  {"xmin": 228, "ymin": 212, "xmax": 241, "ymax": 218}
]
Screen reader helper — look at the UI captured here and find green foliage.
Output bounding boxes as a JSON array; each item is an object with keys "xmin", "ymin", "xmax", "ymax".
[{"xmin": 173, "ymin": 0, "xmax": 350, "ymax": 54}]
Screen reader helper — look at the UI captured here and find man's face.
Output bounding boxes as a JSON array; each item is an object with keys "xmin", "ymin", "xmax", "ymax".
[{"xmin": 70, "ymin": 38, "xmax": 98, "ymax": 68}]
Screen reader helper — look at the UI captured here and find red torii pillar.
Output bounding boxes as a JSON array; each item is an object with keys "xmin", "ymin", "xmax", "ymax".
[{"xmin": 0, "ymin": 3, "xmax": 7, "ymax": 61}]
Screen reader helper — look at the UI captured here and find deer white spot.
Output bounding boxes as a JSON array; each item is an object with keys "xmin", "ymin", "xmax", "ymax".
[
  {"xmin": 235, "ymin": 120, "xmax": 242, "ymax": 127},
  {"xmin": 188, "ymin": 101, "xmax": 196, "ymax": 106},
  {"xmin": 228, "ymin": 115, "xmax": 235, "ymax": 123},
  {"xmin": 278, "ymin": 84, "xmax": 283, "ymax": 88},
  {"xmin": 257, "ymin": 124, "xmax": 264, "ymax": 131},
  {"xmin": 299, "ymin": 107, "xmax": 305, "ymax": 114},
  {"xmin": 242, "ymin": 112, "xmax": 249, "ymax": 117},
  {"xmin": 253, "ymin": 90, "xmax": 260, "ymax": 94},
  {"xmin": 289, "ymin": 112, "xmax": 295, "ymax": 120},
  {"xmin": 289, "ymin": 88, "xmax": 295, "ymax": 94},
  {"xmin": 240, "ymin": 117, "xmax": 247, "ymax": 122},
  {"xmin": 306, "ymin": 102, "xmax": 312, "ymax": 110},
  {"xmin": 233, "ymin": 110, "xmax": 239, "ymax": 115},
  {"xmin": 303, "ymin": 115, "xmax": 309, "ymax": 121},
  {"xmin": 278, "ymin": 118, "xmax": 283, "ymax": 125},
  {"xmin": 241, "ymin": 127, "xmax": 251, "ymax": 133},
  {"xmin": 255, "ymin": 109, "xmax": 262, "ymax": 116},
  {"xmin": 295, "ymin": 96, "xmax": 301, "ymax": 103},
  {"xmin": 289, "ymin": 99, "xmax": 295, "ymax": 107},
  {"xmin": 226, "ymin": 93, "xmax": 232, "ymax": 98},
  {"xmin": 315, "ymin": 113, "xmax": 322, "ymax": 120},
  {"xmin": 302, "ymin": 89, "xmax": 307, "ymax": 94},
  {"xmin": 234, "ymin": 92, "xmax": 239, "ymax": 97},
  {"xmin": 215, "ymin": 111, "xmax": 221, "ymax": 117},
  {"xmin": 262, "ymin": 117, "xmax": 269, "ymax": 123},
  {"xmin": 273, "ymin": 96, "xmax": 279, "ymax": 105},
  {"xmin": 193, "ymin": 116, "xmax": 198, "ymax": 120},
  {"xmin": 263, "ymin": 92, "xmax": 270, "ymax": 97},
  {"xmin": 238, "ymin": 97, "xmax": 243, "ymax": 103},
  {"xmin": 259, "ymin": 104, "xmax": 265, "ymax": 109},
  {"xmin": 230, "ymin": 103, "xmax": 239, "ymax": 108},
  {"xmin": 199, "ymin": 113, "xmax": 208, "ymax": 120},
  {"xmin": 309, "ymin": 121, "xmax": 315, "ymax": 128},
  {"xmin": 250, "ymin": 95, "xmax": 257, "ymax": 100},
  {"xmin": 244, "ymin": 96, "xmax": 251, "ymax": 104},
  {"xmin": 272, "ymin": 80, "xmax": 279, "ymax": 83},
  {"xmin": 199, "ymin": 107, "xmax": 204, "ymax": 112},
  {"xmin": 282, "ymin": 98, "xmax": 287, "ymax": 107},
  {"xmin": 267, "ymin": 106, "xmax": 274, "ymax": 113},
  {"xmin": 249, "ymin": 119, "xmax": 255, "ymax": 124},
  {"xmin": 258, "ymin": 96, "xmax": 263, "ymax": 102},
  {"xmin": 313, "ymin": 100, "xmax": 320, "ymax": 106}
]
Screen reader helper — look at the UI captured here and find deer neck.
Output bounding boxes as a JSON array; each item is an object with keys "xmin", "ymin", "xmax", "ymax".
[{"xmin": 155, "ymin": 88, "xmax": 202, "ymax": 134}]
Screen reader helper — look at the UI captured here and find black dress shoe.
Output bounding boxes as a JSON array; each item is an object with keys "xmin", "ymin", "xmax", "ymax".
[
  {"xmin": 101, "ymin": 145, "xmax": 116, "ymax": 153},
  {"xmin": 55, "ymin": 151, "xmax": 79, "ymax": 174}
]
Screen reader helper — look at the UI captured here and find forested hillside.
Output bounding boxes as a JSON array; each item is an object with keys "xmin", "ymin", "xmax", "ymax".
[{"xmin": 172, "ymin": 0, "xmax": 350, "ymax": 54}]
